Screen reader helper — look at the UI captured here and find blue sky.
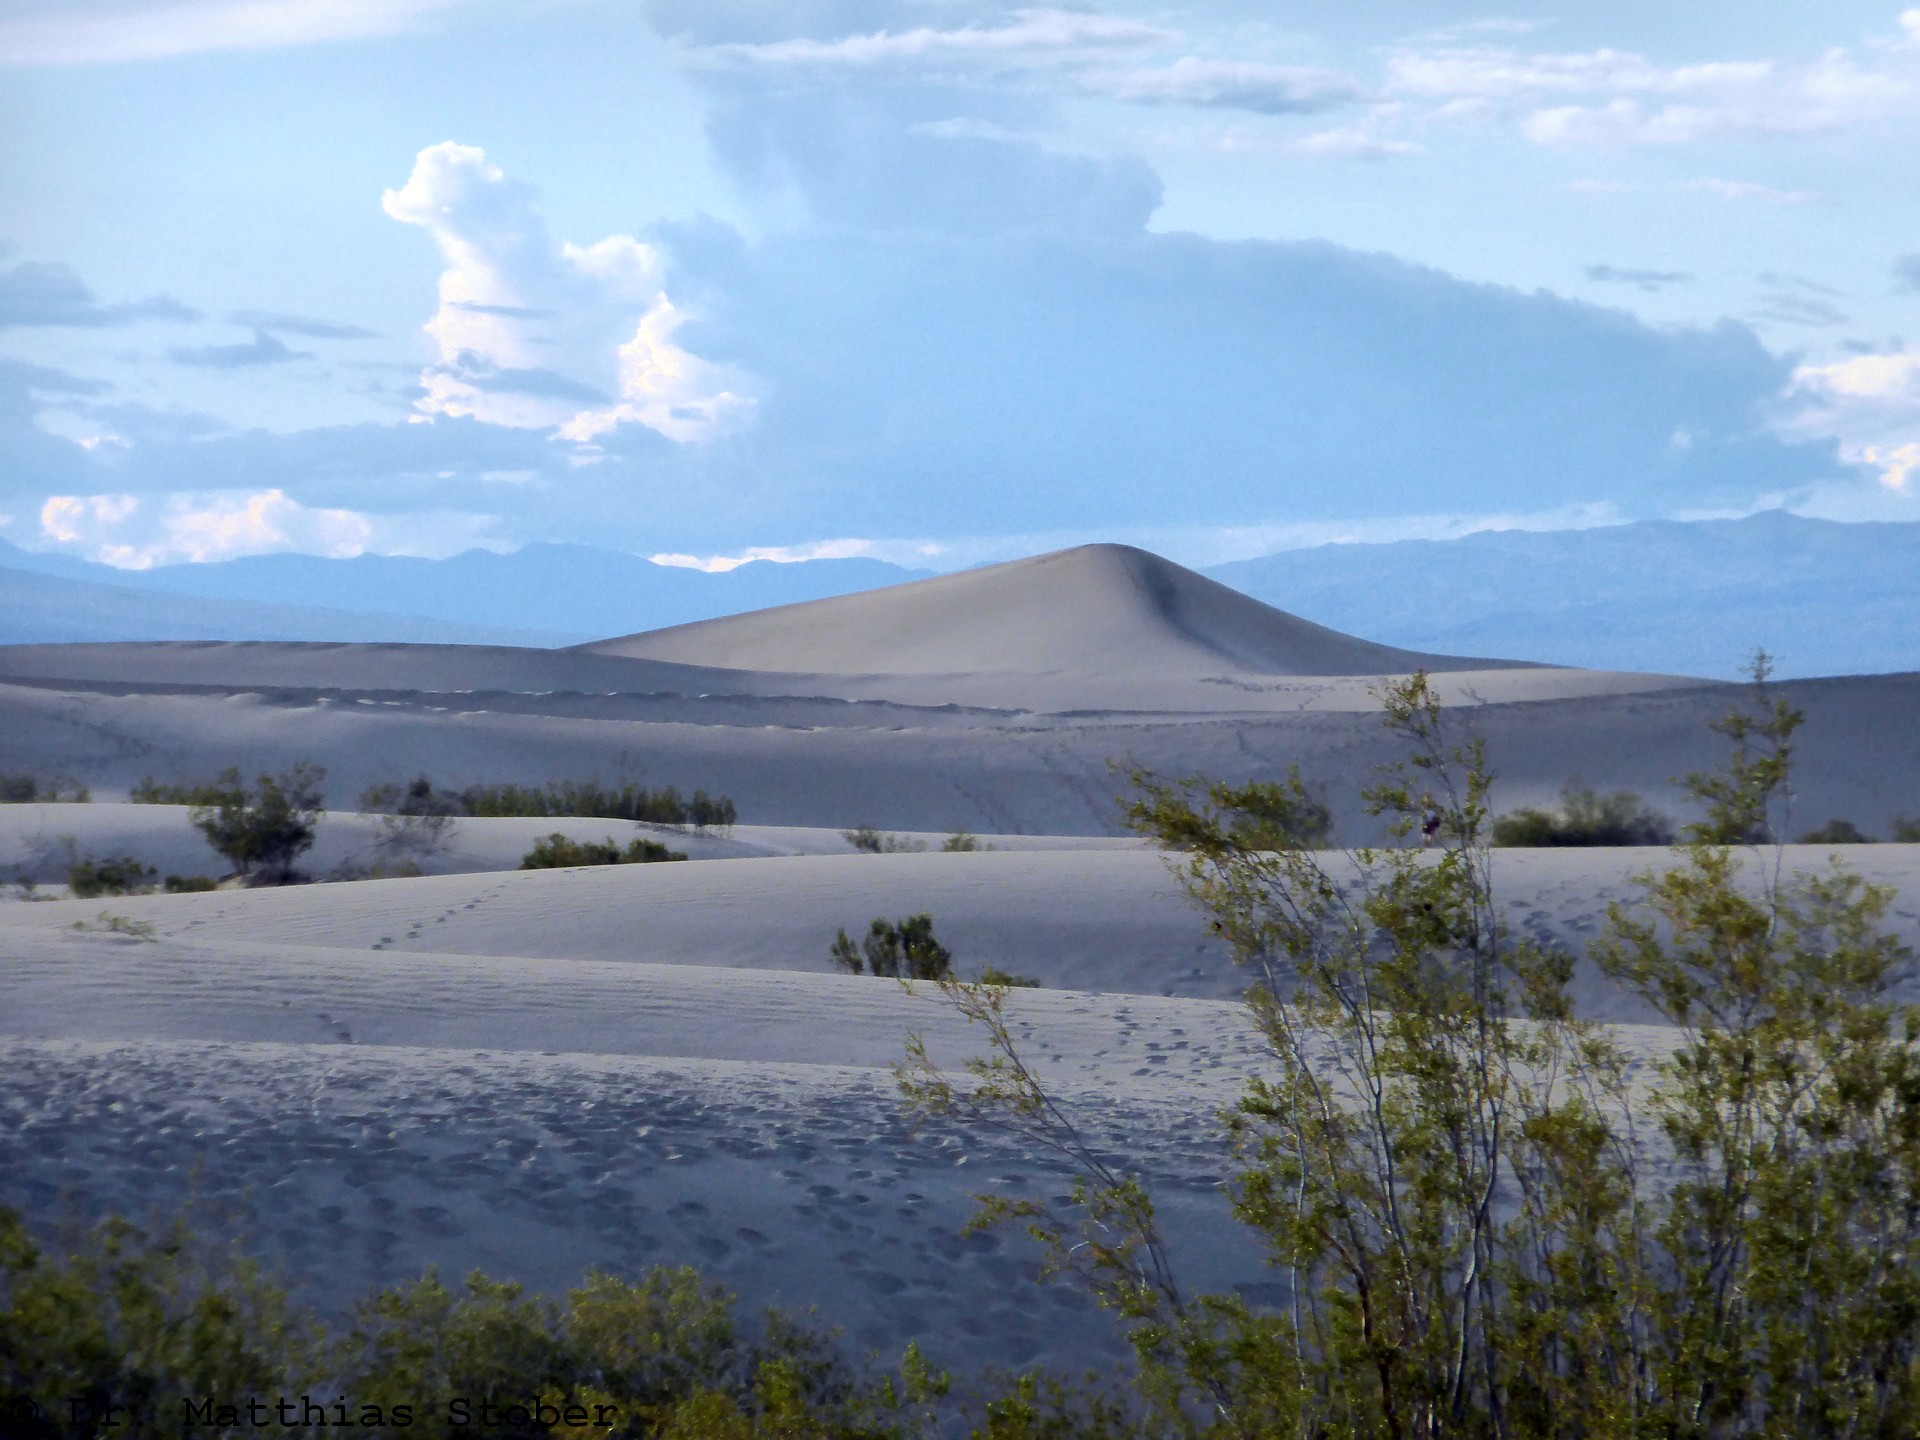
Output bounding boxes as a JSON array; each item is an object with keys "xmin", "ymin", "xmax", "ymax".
[{"xmin": 3, "ymin": 0, "xmax": 1918, "ymax": 572}]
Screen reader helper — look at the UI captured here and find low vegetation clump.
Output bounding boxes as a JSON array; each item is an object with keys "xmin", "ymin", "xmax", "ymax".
[
  {"xmin": 463, "ymin": 780, "xmax": 736, "ymax": 832},
  {"xmin": 1120, "ymin": 769, "xmax": 1333, "ymax": 851},
  {"xmin": 518, "ymin": 833, "xmax": 689, "ymax": 869},
  {"xmin": 1896, "ymin": 813, "xmax": 1920, "ymax": 842},
  {"xmin": 0, "ymin": 773, "xmax": 89, "ymax": 803},
  {"xmin": 65, "ymin": 851, "xmax": 156, "ymax": 899},
  {"xmin": 360, "ymin": 776, "xmax": 461, "ymax": 857},
  {"xmin": 832, "ymin": 914, "xmax": 954, "ymax": 979},
  {"xmin": 978, "ymin": 966, "xmax": 1041, "ymax": 989},
  {"xmin": 1490, "ymin": 782, "xmax": 1675, "ymax": 846},
  {"xmin": 69, "ymin": 911, "xmax": 159, "ymax": 941},
  {"xmin": 940, "ymin": 832, "xmax": 996, "ymax": 852},
  {"xmin": 129, "ymin": 775, "xmax": 237, "ymax": 806},
  {"xmin": 180, "ymin": 764, "xmax": 327, "ymax": 883},
  {"xmin": 843, "ymin": 825, "xmax": 927, "ymax": 854},
  {"xmin": 0, "ymin": 1209, "xmax": 962, "ymax": 1440},
  {"xmin": 1799, "ymin": 817, "xmax": 1876, "ymax": 844},
  {"xmin": 897, "ymin": 653, "xmax": 1920, "ymax": 1437},
  {"xmin": 53, "ymin": 844, "xmax": 215, "ymax": 898}
]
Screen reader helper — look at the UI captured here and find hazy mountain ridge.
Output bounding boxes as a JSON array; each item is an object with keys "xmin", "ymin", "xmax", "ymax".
[
  {"xmin": 0, "ymin": 563, "xmax": 572, "ymax": 647},
  {"xmin": 2, "ymin": 513, "xmax": 1912, "ymax": 678},
  {"xmin": 0, "ymin": 540, "xmax": 929, "ymax": 642},
  {"xmin": 1204, "ymin": 512, "xmax": 1919, "ymax": 680}
]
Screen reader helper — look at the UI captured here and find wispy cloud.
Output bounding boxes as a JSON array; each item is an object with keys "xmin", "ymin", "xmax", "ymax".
[
  {"xmin": 0, "ymin": 260, "xmax": 198, "ymax": 328},
  {"xmin": 694, "ymin": 8, "xmax": 1170, "ymax": 72},
  {"xmin": 1585, "ymin": 263, "xmax": 1692, "ymax": 292},
  {"xmin": 1689, "ymin": 177, "xmax": 1814, "ymax": 204},
  {"xmin": 1081, "ymin": 57, "xmax": 1361, "ymax": 115},
  {"xmin": 1386, "ymin": 24, "xmax": 1915, "ymax": 148},
  {"xmin": 1291, "ymin": 126, "xmax": 1418, "ymax": 159},
  {"xmin": 1752, "ymin": 293, "xmax": 1849, "ymax": 327},
  {"xmin": 227, "ymin": 309, "xmax": 381, "ymax": 339},
  {"xmin": 169, "ymin": 328, "xmax": 310, "ymax": 368},
  {"xmin": 0, "ymin": 0, "xmax": 459, "ymax": 66}
]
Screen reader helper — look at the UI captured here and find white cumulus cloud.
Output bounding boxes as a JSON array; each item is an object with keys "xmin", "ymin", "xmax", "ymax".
[
  {"xmin": 1785, "ymin": 348, "xmax": 1920, "ymax": 501},
  {"xmin": 382, "ymin": 142, "xmax": 752, "ymax": 444},
  {"xmin": 39, "ymin": 487, "xmax": 376, "ymax": 566},
  {"xmin": 650, "ymin": 538, "xmax": 885, "ymax": 572}
]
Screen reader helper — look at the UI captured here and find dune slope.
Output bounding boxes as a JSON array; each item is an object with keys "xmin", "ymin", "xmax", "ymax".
[{"xmin": 584, "ymin": 543, "xmax": 1527, "ymax": 678}]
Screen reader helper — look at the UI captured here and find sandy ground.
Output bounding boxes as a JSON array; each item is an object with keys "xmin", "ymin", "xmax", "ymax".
[
  {"xmin": 4, "ymin": 834, "xmax": 1916, "ymax": 1374},
  {"xmin": 2, "ymin": 550, "xmax": 1916, "ymax": 1377},
  {"xmin": 2, "ymin": 670, "xmax": 1914, "ymax": 841}
]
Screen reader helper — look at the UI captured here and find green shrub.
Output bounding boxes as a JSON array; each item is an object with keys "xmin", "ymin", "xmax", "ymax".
[
  {"xmin": 66, "ymin": 851, "xmax": 156, "ymax": 898},
  {"xmin": 902, "ymin": 655, "xmax": 1920, "ymax": 1438},
  {"xmin": 830, "ymin": 915, "xmax": 952, "ymax": 979},
  {"xmin": 130, "ymin": 776, "xmax": 233, "ymax": 806},
  {"xmin": 0, "ymin": 773, "xmax": 89, "ymax": 803},
  {"xmin": 1799, "ymin": 817, "xmax": 1875, "ymax": 844},
  {"xmin": 162, "ymin": 874, "xmax": 218, "ymax": 893},
  {"xmin": 1120, "ymin": 768, "xmax": 1332, "ymax": 851},
  {"xmin": 360, "ymin": 776, "xmax": 461, "ymax": 856},
  {"xmin": 941, "ymin": 832, "xmax": 995, "ymax": 852},
  {"xmin": 1491, "ymin": 783, "xmax": 1675, "ymax": 846},
  {"xmin": 359, "ymin": 775, "xmax": 461, "ymax": 817},
  {"xmin": 461, "ymin": 781, "xmax": 736, "ymax": 832},
  {"xmin": 185, "ymin": 763, "xmax": 326, "ymax": 882},
  {"xmin": 842, "ymin": 826, "xmax": 926, "ymax": 854},
  {"xmin": 518, "ymin": 833, "xmax": 689, "ymax": 870},
  {"xmin": 978, "ymin": 967, "xmax": 1040, "ymax": 988},
  {"xmin": 0, "ymin": 1210, "xmax": 950, "ymax": 1440},
  {"xmin": 1890, "ymin": 813, "xmax": 1920, "ymax": 842}
]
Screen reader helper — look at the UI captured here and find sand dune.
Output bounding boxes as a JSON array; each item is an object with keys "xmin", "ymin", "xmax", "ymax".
[
  {"xmin": 5, "ymin": 842, "xmax": 1912, "ymax": 1371},
  {"xmin": 0, "ymin": 669, "xmax": 1909, "ymax": 839},
  {"xmin": 585, "ymin": 543, "xmax": 1526, "ymax": 678},
  {"xmin": 3, "ymin": 543, "xmax": 1917, "ymax": 1379}
]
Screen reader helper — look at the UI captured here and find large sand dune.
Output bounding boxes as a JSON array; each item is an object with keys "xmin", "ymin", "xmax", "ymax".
[{"xmin": 585, "ymin": 543, "xmax": 1523, "ymax": 678}]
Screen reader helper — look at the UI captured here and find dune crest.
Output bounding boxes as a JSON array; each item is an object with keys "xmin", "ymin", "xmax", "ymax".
[{"xmin": 581, "ymin": 543, "xmax": 1525, "ymax": 678}]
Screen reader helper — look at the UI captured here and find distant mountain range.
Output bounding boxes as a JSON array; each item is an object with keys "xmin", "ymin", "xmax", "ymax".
[
  {"xmin": 1206, "ymin": 512, "xmax": 1917, "ymax": 680},
  {"xmin": 0, "ymin": 512, "xmax": 1912, "ymax": 678},
  {"xmin": 0, "ymin": 540, "xmax": 928, "ymax": 649}
]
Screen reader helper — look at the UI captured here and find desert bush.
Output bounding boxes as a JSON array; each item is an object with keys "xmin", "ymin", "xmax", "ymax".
[
  {"xmin": 0, "ymin": 773, "xmax": 89, "ymax": 803},
  {"xmin": 1490, "ymin": 782, "xmax": 1676, "ymax": 846},
  {"xmin": 1120, "ymin": 767, "xmax": 1332, "ymax": 851},
  {"xmin": 361, "ymin": 775, "xmax": 461, "ymax": 857},
  {"xmin": 162, "ymin": 874, "xmax": 218, "ymax": 893},
  {"xmin": 0, "ymin": 1208, "xmax": 952, "ymax": 1440},
  {"xmin": 978, "ymin": 966, "xmax": 1040, "ymax": 988},
  {"xmin": 1799, "ymin": 817, "xmax": 1875, "ymax": 844},
  {"xmin": 1895, "ymin": 814, "xmax": 1920, "ymax": 842},
  {"xmin": 519, "ymin": 833, "xmax": 689, "ymax": 870},
  {"xmin": 831, "ymin": 915, "xmax": 953, "ymax": 979},
  {"xmin": 940, "ymin": 832, "xmax": 996, "ymax": 852},
  {"xmin": 66, "ymin": 849, "xmax": 156, "ymax": 898},
  {"xmin": 461, "ymin": 780, "xmax": 736, "ymax": 832},
  {"xmin": 843, "ymin": 826, "xmax": 927, "ymax": 854},
  {"xmin": 900, "ymin": 655, "xmax": 1920, "ymax": 1437},
  {"xmin": 185, "ymin": 763, "xmax": 326, "ymax": 882},
  {"xmin": 130, "ymin": 776, "xmax": 233, "ymax": 806}
]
